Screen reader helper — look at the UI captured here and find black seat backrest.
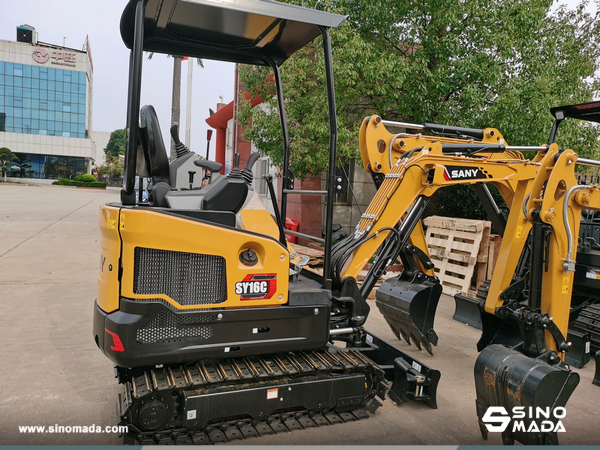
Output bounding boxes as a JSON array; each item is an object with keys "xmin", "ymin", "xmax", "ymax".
[{"xmin": 139, "ymin": 105, "xmax": 170, "ymax": 186}]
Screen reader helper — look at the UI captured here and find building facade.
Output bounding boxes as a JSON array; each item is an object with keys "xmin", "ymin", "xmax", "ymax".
[{"xmin": 0, "ymin": 26, "xmax": 98, "ymax": 181}]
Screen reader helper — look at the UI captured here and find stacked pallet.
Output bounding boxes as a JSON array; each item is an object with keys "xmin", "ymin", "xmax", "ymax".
[
  {"xmin": 423, "ymin": 216, "xmax": 492, "ymax": 297},
  {"xmin": 292, "ymin": 244, "xmax": 324, "ymax": 266},
  {"xmin": 356, "ymin": 270, "xmax": 401, "ymax": 299}
]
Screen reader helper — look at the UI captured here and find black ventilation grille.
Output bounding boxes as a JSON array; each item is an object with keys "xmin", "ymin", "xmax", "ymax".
[
  {"xmin": 136, "ymin": 309, "xmax": 215, "ymax": 344},
  {"xmin": 133, "ymin": 247, "xmax": 227, "ymax": 306}
]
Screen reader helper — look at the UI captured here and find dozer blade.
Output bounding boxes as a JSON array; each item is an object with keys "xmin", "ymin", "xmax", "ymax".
[
  {"xmin": 474, "ymin": 344, "xmax": 580, "ymax": 445},
  {"xmin": 376, "ymin": 276, "xmax": 441, "ymax": 355}
]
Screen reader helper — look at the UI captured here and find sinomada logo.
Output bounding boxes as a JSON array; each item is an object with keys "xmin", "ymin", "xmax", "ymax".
[
  {"xmin": 235, "ymin": 274, "xmax": 277, "ymax": 300},
  {"xmin": 482, "ymin": 406, "xmax": 566, "ymax": 433}
]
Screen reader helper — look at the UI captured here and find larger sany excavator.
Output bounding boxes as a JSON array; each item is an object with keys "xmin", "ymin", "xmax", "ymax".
[{"xmin": 94, "ymin": 0, "xmax": 597, "ymax": 445}]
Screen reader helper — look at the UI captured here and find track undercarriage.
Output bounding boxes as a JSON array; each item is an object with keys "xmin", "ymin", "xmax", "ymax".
[{"xmin": 116, "ymin": 334, "xmax": 440, "ymax": 445}]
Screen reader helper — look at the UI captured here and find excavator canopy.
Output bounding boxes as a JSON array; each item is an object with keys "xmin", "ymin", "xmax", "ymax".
[{"xmin": 120, "ymin": 0, "xmax": 346, "ymax": 66}]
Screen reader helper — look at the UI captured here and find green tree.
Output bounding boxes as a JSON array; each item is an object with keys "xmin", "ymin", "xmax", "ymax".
[
  {"xmin": 97, "ymin": 154, "xmax": 124, "ymax": 178},
  {"xmin": 0, "ymin": 147, "xmax": 17, "ymax": 182},
  {"xmin": 238, "ymin": 0, "xmax": 600, "ymax": 179},
  {"xmin": 105, "ymin": 129, "xmax": 126, "ymax": 157}
]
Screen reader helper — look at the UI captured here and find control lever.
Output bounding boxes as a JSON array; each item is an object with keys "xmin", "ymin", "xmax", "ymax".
[
  {"xmin": 170, "ymin": 125, "xmax": 191, "ymax": 158},
  {"xmin": 188, "ymin": 171, "xmax": 196, "ymax": 190},
  {"xmin": 241, "ymin": 152, "xmax": 261, "ymax": 185}
]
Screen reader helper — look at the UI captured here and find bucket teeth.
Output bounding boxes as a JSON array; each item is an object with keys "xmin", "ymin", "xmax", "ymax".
[{"xmin": 376, "ymin": 276, "xmax": 441, "ymax": 355}]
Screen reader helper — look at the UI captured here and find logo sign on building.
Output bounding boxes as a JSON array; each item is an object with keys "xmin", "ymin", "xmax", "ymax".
[
  {"xmin": 32, "ymin": 48, "xmax": 76, "ymax": 67},
  {"xmin": 32, "ymin": 48, "xmax": 49, "ymax": 64}
]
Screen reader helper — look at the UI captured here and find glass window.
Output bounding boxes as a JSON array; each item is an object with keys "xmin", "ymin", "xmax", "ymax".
[
  {"xmin": 47, "ymin": 91, "xmax": 55, "ymax": 101},
  {"xmin": 40, "ymin": 79, "xmax": 47, "ymax": 90},
  {"xmin": 23, "ymin": 88, "xmax": 31, "ymax": 98},
  {"xmin": 32, "ymin": 88, "xmax": 39, "ymax": 99},
  {"xmin": 6, "ymin": 63, "xmax": 13, "ymax": 73},
  {"xmin": 63, "ymin": 72, "xmax": 70, "ymax": 82},
  {"xmin": 78, "ymin": 114, "xmax": 85, "ymax": 124},
  {"xmin": 0, "ymin": 62, "xmax": 4, "ymax": 74},
  {"xmin": 5, "ymin": 86, "xmax": 13, "ymax": 96},
  {"xmin": 14, "ymin": 99, "xmax": 23, "ymax": 109},
  {"xmin": 55, "ymin": 92, "xmax": 62, "ymax": 102},
  {"xmin": 63, "ymin": 112, "xmax": 70, "ymax": 122},
  {"xmin": 79, "ymin": 72, "xmax": 86, "ymax": 84},
  {"xmin": 23, "ymin": 77, "xmax": 31, "ymax": 88},
  {"xmin": 55, "ymin": 111, "xmax": 62, "ymax": 121},
  {"xmin": 40, "ymin": 102, "xmax": 47, "ymax": 110},
  {"xmin": 32, "ymin": 119, "xmax": 39, "ymax": 129},
  {"xmin": 14, "ymin": 77, "xmax": 22, "ymax": 87},
  {"xmin": 70, "ymin": 123, "xmax": 78, "ymax": 133},
  {"xmin": 0, "ymin": 74, "xmax": 4, "ymax": 84},
  {"xmin": 14, "ymin": 67, "xmax": 23, "ymax": 77},
  {"xmin": 32, "ymin": 78, "xmax": 39, "ymax": 89},
  {"xmin": 0, "ymin": 96, "xmax": 4, "ymax": 107},
  {"xmin": 32, "ymin": 109, "xmax": 39, "ymax": 119},
  {"xmin": 40, "ymin": 69, "xmax": 47, "ymax": 80},
  {"xmin": 48, "ymin": 80, "xmax": 55, "ymax": 91},
  {"xmin": 63, "ymin": 83, "xmax": 70, "ymax": 93},
  {"xmin": 32, "ymin": 66, "xmax": 39, "ymax": 78},
  {"xmin": 78, "ymin": 83, "xmax": 86, "ymax": 95},
  {"xmin": 40, "ymin": 110, "xmax": 47, "ymax": 120},
  {"xmin": 23, "ymin": 105, "xmax": 31, "ymax": 116},
  {"xmin": 78, "ymin": 94, "xmax": 85, "ymax": 104},
  {"xmin": 6, "ymin": 97, "xmax": 13, "ymax": 107},
  {"xmin": 62, "ymin": 131, "xmax": 70, "ymax": 137},
  {"xmin": 24, "ymin": 65, "xmax": 31, "ymax": 78},
  {"xmin": 70, "ymin": 83, "xmax": 78, "ymax": 93},
  {"xmin": 47, "ymin": 110, "xmax": 55, "ymax": 121},
  {"xmin": 63, "ymin": 104, "xmax": 70, "ymax": 113},
  {"xmin": 49, "ymin": 69, "xmax": 56, "ymax": 81},
  {"xmin": 14, "ymin": 107, "xmax": 22, "ymax": 117},
  {"xmin": 5, "ymin": 75, "xmax": 13, "ymax": 86},
  {"xmin": 55, "ymin": 121, "xmax": 62, "ymax": 132},
  {"xmin": 40, "ymin": 90, "xmax": 47, "ymax": 100},
  {"xmin": 56, "ymin": 69, "xmax": 63, "ymax": 80},
  {"xmin": 56, "ymin": 81, "xmax": 62, "ymax": 92}
]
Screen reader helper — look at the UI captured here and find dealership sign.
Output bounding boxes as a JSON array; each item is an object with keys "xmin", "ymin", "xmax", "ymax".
[{"xmin": 32, "ymin": 48, "xmax": 76, "ymax": 67}]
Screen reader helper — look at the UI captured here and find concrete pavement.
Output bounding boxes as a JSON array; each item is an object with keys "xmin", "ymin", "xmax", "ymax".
[{"xmin": 0, "ymin": 183, "xmax": 598, "ymax": 445}]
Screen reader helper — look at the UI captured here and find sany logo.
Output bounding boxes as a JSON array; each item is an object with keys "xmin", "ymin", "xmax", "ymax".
[
  {"xmin": 442, "ymin": 165, "xmax": 488, "ymax": 181},
  {"xmin": 32, "ymin": 48, "xmax": 49, "ymax": 64},
  {"xmin": 482, "ymin": 406, "xmax": 566, "ymax": 433},
  {"xmin": 235, "ymin": 274, "xmax": 277, "ymax": 300}
]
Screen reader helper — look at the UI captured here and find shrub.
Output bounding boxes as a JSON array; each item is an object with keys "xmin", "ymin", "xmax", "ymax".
[
  {"xmin": 52, "ymin": 178, "xmax": 106, "ymax": 188},
  {"xmin": 81, "ymin": 174, "xmax": 96, "ymax": 183},
  {"xmin": 74, "ymin": 175, "xmax": 84, "ymax": 181}
]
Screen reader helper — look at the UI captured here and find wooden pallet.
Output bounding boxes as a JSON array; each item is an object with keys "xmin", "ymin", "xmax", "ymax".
[{"xmin": 423, "ymin": 216, "xmax": 491, "ymax": 297}]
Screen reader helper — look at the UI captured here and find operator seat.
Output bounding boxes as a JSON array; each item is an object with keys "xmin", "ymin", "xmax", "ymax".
[{"xmin": 139, "ymin": 105, "xmax": 171, "ymax": 206}]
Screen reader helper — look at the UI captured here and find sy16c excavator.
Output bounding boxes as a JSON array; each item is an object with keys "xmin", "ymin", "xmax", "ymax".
[
  {"xmin": 94, "ymin": 0, "xmax": 596, "ymax": 445},
  {"xmin": 94, "ymin": 0, "xmax": 441, "ymax": 445}
]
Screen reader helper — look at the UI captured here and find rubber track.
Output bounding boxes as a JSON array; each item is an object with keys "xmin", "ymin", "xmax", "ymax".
[{"xmin": 118, "ymin": 347, "xmax": 386, "ymax": 445}]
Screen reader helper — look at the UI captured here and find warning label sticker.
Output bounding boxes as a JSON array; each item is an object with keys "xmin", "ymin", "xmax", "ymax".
[{"xmin": 267, "ymin": 388, "xmax": 278, "ymax": 400}]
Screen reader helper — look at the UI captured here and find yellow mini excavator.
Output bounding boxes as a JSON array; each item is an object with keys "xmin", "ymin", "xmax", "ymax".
[{"xmin": 94, "ymin": 0, "xmax": 595, "ymax": 445}]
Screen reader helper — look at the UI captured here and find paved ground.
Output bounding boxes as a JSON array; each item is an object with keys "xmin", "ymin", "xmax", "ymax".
[{"xmin": 0, "ymin": 183, "xmax": 598, "ymax": 445}]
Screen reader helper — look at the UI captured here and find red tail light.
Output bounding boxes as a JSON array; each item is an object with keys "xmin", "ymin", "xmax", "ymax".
[{"xmin": 104, "ymin": 328, "xmax": 125, "ymax": 352}]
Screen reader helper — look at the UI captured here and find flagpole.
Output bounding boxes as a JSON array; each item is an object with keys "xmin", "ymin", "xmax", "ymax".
[{"xmin": 185, "ymin": 58, "xmax": 193, "ymax": 148}]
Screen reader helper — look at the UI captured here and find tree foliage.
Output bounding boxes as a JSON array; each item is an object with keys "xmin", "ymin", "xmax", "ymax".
[
  {"xmin": 105, "ymin": 129, "xmax": 126, "ymax": 157},
  {"xmin": 238, "ymin": 0, "xmax": 600, "ymax": 178},
  {"xmin": 97, "ymin": 154, "xmax": 124, "ymax": 178},
  {"xmin": 0, "ymin": 147, "xmax": 17, "ymax": 181}
]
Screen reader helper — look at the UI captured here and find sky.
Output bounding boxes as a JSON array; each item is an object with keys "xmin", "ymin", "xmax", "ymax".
[{"xmin": 0, "ymin": 0, "xmax": 236, "ymax": 160}]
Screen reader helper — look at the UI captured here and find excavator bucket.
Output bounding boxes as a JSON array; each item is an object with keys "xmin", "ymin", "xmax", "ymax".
[
  {"xmin": 376, "ymin": 275, "xmax": 442, "ymax": 355},
  {"xmin": 474, "ymin": 344, "xmax": 580, "ymax": 445}
]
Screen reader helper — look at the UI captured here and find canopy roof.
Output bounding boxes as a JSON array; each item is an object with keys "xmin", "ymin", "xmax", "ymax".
[
  {"xmin": 120, "ymin": 0, "xmax": 346, "ymax": 66},
  {"xmin": 551, "ymin": 101, "xmax": 600, "ymax": 124}
]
